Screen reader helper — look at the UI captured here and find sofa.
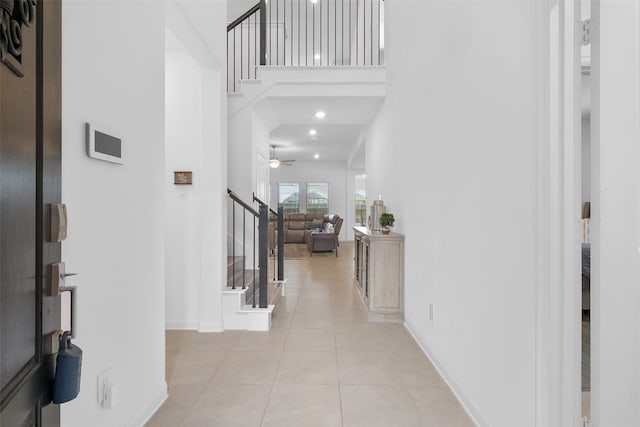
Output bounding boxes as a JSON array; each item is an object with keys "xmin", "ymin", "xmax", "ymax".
[{"xmin": 269, "ymin": 213, "xmax": 343, "ymax": 244}]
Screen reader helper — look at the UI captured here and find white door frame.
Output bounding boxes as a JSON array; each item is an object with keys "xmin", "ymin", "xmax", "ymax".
[{"xmin": 534, "ymin": 1, "xmax": 584, "ymax": 426}]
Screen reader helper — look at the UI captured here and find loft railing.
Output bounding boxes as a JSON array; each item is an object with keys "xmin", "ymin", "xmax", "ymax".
[
  {"xmin": 227, "ymin": 189, "xmax": 283, "ymax": 308},
  {"xmin": 227, "ymin": 0, "xmax": 385, "ymax": 92},
  {"xmin": 227, "ymin": 3, "xmax": 264, "ymax": 93}
]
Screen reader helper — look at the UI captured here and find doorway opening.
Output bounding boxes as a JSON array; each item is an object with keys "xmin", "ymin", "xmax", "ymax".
[{"xmin": 579, "ymin": 0, "xmax": 592, "ymax": 422}]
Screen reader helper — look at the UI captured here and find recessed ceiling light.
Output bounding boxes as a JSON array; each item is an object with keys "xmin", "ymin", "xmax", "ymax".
[
  {"xmin": 309, "ymin": 129, "xmax": 317, "ymax": 136},
  {"xmin": 314, "ymin": 154, "xmax": 320, "ymax": 159},
  {"xmin": 310, "ymin": 0, "xmax": 318, "ymax": 4},
  {"xmin": 314, "ymin": 53, "xmax": 320, "ymax": 60},
  {"xmin": 315, "ymin": 111, "xmax": 326, "ymax": 119}
]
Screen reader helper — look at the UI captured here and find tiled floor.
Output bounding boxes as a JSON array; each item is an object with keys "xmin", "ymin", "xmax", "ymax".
[{"xmin": 146, "ymin": 242, "xmax": 474, "ymax": 427}]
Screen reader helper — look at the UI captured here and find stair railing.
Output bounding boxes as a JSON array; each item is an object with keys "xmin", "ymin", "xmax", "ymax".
[
  {"xmin": 227, "ymin": 0, "xmax": 385, "ymax": 92},
  {"xmin": 227, "ymin": 2, "xmax": 265, "ymax": 93},
  {"xmin": 227, "ymin": 188, "xmax": 269, "ymax": 308},
  {"xmin": 253, "ymin": 193, "xmax": 284, "ymax": 283}
]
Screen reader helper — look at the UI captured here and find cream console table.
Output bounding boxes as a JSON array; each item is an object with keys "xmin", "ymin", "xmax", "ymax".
[{"xmin": 353, "ymin": 226, "xmax": 404, "ymax": 322}]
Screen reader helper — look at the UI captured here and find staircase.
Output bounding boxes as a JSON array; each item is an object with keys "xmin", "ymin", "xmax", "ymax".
[
  {"xmin": 227, "ymin": 256, "xmax": 258, "ymax": 306},
  {"xmin": 223, "ymin": 190, "xmax": 286, "ymax": 331},
  {"xmin": 223, "ymin": 256, "xmax": 287, "ymax": 331}
]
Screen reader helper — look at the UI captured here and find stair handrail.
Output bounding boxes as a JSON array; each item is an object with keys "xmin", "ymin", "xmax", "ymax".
[
  {"xmin": 226, "ymin": 1, "xmax": 266, "ymax": 92},
  {"xmin": 228, "ymin": 188, "xmax": 259, "ymax": 217},
  {"xmin": 253, "ymin": 193, "xmax": 284, "ymax": 282},
  {"xmin": 227, "ymin": 3, "xmax": 260, "ymax": 32},
  {"xmin": 252, "ymin": 193, "xmax": 276, "ymax": 215},
  {"xmin": 227, "ymin": 188, "xmax": 268, "ymax": 308}
]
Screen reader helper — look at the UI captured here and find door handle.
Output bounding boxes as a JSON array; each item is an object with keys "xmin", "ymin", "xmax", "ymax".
[
  {"xmin": 48, "ymin": 262, "xmax": 79, "ymax": 339},
  {"xmin": 59, "ymin": 286, "xmax": 77, "ymax": 339}
]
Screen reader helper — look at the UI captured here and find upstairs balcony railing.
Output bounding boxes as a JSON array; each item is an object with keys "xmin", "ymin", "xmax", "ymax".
[{"xmin": 227, "ymin": 0, "xmax": 385, "ymax": 92}]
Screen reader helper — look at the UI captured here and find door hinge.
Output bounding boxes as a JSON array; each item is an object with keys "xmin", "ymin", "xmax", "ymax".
[{"xmin": 581, "ymin": 19, "xmax": 591, "ymax": 46}]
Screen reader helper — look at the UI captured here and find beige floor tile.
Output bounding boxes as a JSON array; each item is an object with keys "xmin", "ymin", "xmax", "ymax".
[
  {"xmin": 335, "ymin": 324, "xmax": 397, "ymax": 352},
  {"xmin": 167, "ymin": 346, "xmax": 230, "ymax": 366},
  {"xmin": 166, "ymin": 355, "xmax": 226, "ymax": 386},
  {"xmin": 299, "ymin": 288, "xmax": 333, "ymax": 298},
  {"xmin": 145, "ymin": 399, "xmax": 189, "ymax": 427},
  {"xmin": 166, "ymin": 383, "xmax": 207, "ymax": 407},
  {"xmin": 337, "ymin": 351, "xmax": 402, "ymax": 385},
  {"xmin": 298, "ymin": 297, "xmax": 334, "ymax": 307},
  {"xmin": 274, "ymin": 297, "xmax": 299, "ymax": 313},
  {"xmin": 166, "ymin": 330, "xmax": 242, "ymax": 354},
  {"xmin": 270, "ymin": 310, "xmax": 294, "ymax": 329},
  {"xmin": 392, "ymin": 354, "xmax": 448, "ymax": 387},
  {"xmin": 341, "ymin": 384, "xmax": 424, "ymax": 427},
  {"xmin": 332, "ymin": 302, "xmax": 365, "ymax": 317},
  {"xmin": 332, "ymin": 301, "xmax": 367, "ymax": 326},
  {"xmin": 407, "ymin": 385, "xmax": 476, "ymax": 426},
  {"xmin": 331, "ymin": 291, "xmax": 357, "ymax": 302},
  {"xmin": 390, "ymin": 338, "xmax": 426, "ymax": 358},
  {"xmin": 283, "ymin": 285, "xmax": 302, "ymax": 295},
  {"xmin": 145, "ymin": 383, "xmax": 206, "ymax": 427},
  {"xmin": 180, "ymin": 384, "xmax": 270, "ymax": 427},
  {"xmin": 212, "ymin": 350, "xmax": 280, "ymax": 384},
  {"xmin": 261, "ymin": 384, "xmax": 342, "ymax": 427},
  {"xmin": 275, "ymin": 351, "xmax": 338, "ymax": 384},
  {"xmin": 232, "ymin": 328, "xmax": 289, "ymax": 352},
  {"xmin": 332, "ymin": 310, "xmax": 368, "ymax": 326},
  {"xmin": 290, "ymin": 310, "xmax": 334, "ymax": 329},
  {"xmin": 154, "ymin": 241, "xmax": 471, "ymax": 427},
  {"xmin": 295, "ymin": 301, "xmax": 334, "ymax": 315},
  {"xmin": 284, "ymin": 328, "xmax": 336, "ymax": 352}
]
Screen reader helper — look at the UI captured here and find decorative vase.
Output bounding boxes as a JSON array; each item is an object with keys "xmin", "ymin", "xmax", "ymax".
[{"xmin": 381, "ymin": 226, "xmax": 390, "ymax": 234}]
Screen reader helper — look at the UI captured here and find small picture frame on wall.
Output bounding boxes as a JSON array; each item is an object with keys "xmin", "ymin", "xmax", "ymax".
[{"xmin": 174, "ymin": 171, "xmax": 193, "ymax": 185}]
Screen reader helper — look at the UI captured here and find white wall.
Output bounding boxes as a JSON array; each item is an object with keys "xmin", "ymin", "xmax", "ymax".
[
  {"xmin": 591, "ymin": 1, "xmax": 640, "ymax": 425},
  {"xmin": 365, "ymin": 2, "xmax": 537, "ymax": 426},
  {"xmin": 227, "ymin": 0, "xmax": 256, "ymax": 22},
  {"xmin": 228, "ymin": 109, "xmax": 261, "ymax": 199},
  {"xmin": 164, "ymin": 1, "xmax": 228, "ymax": 333},
  {"xmin": 61, "ymin": 1, "xmax": 167, "ymax": 426},
  {"xmin": 269, "ymin": 161, "xmax": 354, "ymax": 240},
  {"xmin": 165, "ymin": 48, "xmax": 204, "ymax": 329}
]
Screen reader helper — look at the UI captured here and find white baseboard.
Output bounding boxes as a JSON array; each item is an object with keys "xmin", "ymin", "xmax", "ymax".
[
  {"xmin": 402, "ymin": 323, "xmax": 486, "ymax": 427},
  {"xmin": 128, "ymin": 382, "xmax": 168, "ymax": 427},
  {"xmin": 165, "ymin": 320, "xmax": 199, "ymax": 330}
]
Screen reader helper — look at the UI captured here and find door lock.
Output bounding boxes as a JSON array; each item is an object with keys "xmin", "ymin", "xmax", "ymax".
[{"xmin": 49, "ymin": 262, "xmax": 78, "ymax": 296}]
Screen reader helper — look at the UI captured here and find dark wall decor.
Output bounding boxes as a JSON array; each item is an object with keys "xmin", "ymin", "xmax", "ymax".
[
  {"xmin": 174, "ymin": 171, "xmax": 193, "ymax": 185},
  {"xmin": 0, "ymin": 0, "xmax": 37, "ymax": 77}
]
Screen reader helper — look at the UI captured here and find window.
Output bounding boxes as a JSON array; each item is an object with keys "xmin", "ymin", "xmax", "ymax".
[
  {"xmin": 306, "ymin": 183, "xmax": 329, "ymax": 215},
  {"xmin": 278, "ymin": 183, "xmax": 300, "ymax": 214},
  {"xmin": 355, "ymin": 175, "xmax": 366, "ymax": 225}
]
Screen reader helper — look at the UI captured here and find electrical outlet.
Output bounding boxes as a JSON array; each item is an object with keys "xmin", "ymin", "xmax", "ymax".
[
  {"xmin": 428, "ymin": 304, "xmax": 435, "ymax": 322},
  {"xmin": 97, "ymin": 368, "xmax": 111, "ymax": 407}
]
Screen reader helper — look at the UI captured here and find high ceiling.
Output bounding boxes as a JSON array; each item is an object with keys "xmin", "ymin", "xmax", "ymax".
[
  {"xmin": 260, "ymin": 96, "xmax": 383, "ymax": 165},
  {"xmin": 167, "ymin": 27, "xmax": 381, "ymax": 168}
]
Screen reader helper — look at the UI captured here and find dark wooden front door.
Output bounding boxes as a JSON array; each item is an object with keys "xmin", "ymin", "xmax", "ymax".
[{"xmin": 1, "ymin": 1, "xmax": 62, "ymax": 426}]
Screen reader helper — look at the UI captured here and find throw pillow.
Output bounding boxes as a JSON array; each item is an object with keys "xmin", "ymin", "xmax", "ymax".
[{"xmin": 310, "ymin": 219, "xmax": 323, "ymax": 230}]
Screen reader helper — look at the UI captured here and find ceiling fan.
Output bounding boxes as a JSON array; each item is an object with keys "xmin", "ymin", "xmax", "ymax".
[{"xmin": 269, "ymin": 145, "xmax": 295, "ymax": 168}]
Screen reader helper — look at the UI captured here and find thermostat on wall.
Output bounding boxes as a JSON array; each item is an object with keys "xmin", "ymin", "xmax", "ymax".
[{"xmin": 86, "ymin": 123, "xmax": 124, "ymax": 164}]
